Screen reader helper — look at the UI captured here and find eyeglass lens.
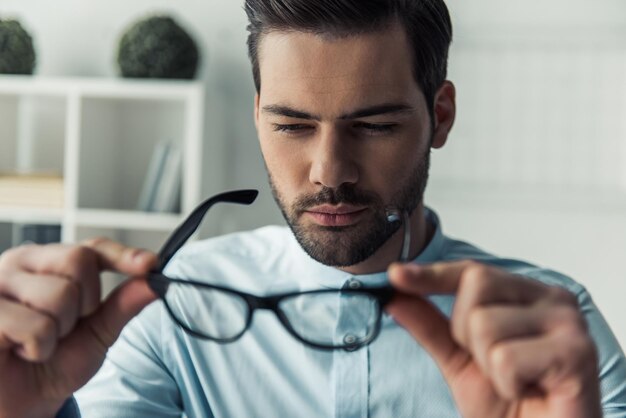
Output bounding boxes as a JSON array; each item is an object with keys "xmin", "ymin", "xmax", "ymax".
[
  {"xmin": 164, "ymin": 281, "xmax": 381, "ymax": 348},
  {"xmin": 279, "ymin": 292, "xmax": 380, "ymax": 348},
  {"xmin": 165, "ymin": 282, "xmax": 250, "ymax": 340}
]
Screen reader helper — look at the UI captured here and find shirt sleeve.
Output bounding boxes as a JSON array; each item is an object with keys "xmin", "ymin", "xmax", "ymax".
[
  {"xmin": 72, "ymin": 301, "xmax": 183, "ymax": 417},
  {"xmin": 576, "ymin": 288, "xmax": 626, "ymax": 417}
]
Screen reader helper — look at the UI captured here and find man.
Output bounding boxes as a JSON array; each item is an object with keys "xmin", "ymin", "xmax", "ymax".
[{"xmin": 0, "ymin": 0, "xmax": 624, "ymax": 417}]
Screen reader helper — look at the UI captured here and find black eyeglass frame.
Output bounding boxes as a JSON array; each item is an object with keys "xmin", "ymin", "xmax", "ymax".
[
  {"xmin": 147, "ymin": 189, "xmax": 408, "ymax": 351},
  {"xmin": 149, "ymin": 273, "xmax": 395, "ymax": 350}
]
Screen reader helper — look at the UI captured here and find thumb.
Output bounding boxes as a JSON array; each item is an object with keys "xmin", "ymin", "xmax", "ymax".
[
  {"xmin": 52, "ymin": 276, "xmax": 158, "ymax": 392},
  {"xmin": 82, "ymin": 275, "xmax": 158, "ymax": 349},
  {"xmin": 79, "ymin": 238, "xmax": 160, "ymax": 347},
  {"xmin": 386, "ymin": 264, "xmax": 465, "ymax": 380}
]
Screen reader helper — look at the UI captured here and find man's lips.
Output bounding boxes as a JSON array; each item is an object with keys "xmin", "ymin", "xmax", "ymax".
[{"xmin": 304, "ymin": 205, "xmax": 368, "ymax": 227}]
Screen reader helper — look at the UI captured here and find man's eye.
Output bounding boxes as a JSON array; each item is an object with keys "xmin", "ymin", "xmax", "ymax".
[
  {"xmin": 272, "ymin": 124, "xmax": 312, "ymax": 133},
  {"xmin": 354, "ymin": 122, "xmax": 396, "ymax": 135}
]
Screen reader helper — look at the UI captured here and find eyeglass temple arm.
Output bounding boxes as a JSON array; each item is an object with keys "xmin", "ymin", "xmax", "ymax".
[
  {"xmin": 399, "ymin": 210, "xmax": 411, "ymax": 263},
  {"xmin": 157, "ymin": 189, "xmax": 259, "ymax": 271},
  {"xmin": 386, "ymin": 209, "xmax": 411, "ymax": 263}
]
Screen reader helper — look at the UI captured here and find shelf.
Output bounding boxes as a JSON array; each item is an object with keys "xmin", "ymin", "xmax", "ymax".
[
  {"xmin": 0, "ymin": 76, "xmax": 203, "ymax": 247},
  {"xmin": 74, "ymin": 209, "xmax": 183, "ymax": 231},
  {"xmin": 0, "ymin": 75, "xmax": 203, "ymax": 101},
  {"xmin": 0, "ymin": 206, "xmax": 64, "ymax": 225}
]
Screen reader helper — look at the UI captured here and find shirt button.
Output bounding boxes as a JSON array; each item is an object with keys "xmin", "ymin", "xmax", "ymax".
[
  {"xmin": 343, "ymin": 334, "xmax": 357, "ymax": 345},
  {"xmin": 347, "ymin": 279, "xmax": 362, "ymax": 289}
]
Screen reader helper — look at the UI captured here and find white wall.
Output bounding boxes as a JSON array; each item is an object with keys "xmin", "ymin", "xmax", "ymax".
[
  {"xmin": 435, "ymin": 0, "xmax": 626, "ymax": 347},
  {"xmin": 2, "ymin": 1, "xmax": 625, "ymax": 346}
]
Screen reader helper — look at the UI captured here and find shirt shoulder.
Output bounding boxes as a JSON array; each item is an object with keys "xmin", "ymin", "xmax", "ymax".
[{"xmin": 439, "ymin": 235, "xmax": 585, "ymax": 295}]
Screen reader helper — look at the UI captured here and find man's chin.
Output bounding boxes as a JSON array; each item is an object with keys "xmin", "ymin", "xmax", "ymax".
[
  {"xmin": 300, "ymin": 247, "xmax": 366, "ymax": 268},
  {"xmin": 291, "ymin": 225, "xmax": 378, "ymax": 267},
  {"xmin": 298, "ymin": 221, "xmax": 365, "ymax": 242},
  {"xmin": 310, "ymin": 223, "xmax": 360, "ymax": 233}
]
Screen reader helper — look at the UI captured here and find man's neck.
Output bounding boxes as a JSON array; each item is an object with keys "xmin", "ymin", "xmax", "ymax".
[{"xmin": 338, "ymin": 203, "xmax": 432, "ymax": 275}]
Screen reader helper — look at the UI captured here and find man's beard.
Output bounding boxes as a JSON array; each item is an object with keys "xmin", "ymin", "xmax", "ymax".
[{"xmin": 268, "ymin": 149, "xmax": 431, "ymax": 267}]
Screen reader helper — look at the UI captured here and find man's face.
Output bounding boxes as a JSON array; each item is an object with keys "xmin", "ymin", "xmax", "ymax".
[{"xmin": 254, "ymin": 23, "xmax": 438, "ymax": 268}]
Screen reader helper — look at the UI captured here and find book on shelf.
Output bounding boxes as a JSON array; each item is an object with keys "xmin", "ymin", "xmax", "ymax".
[
  {"xmin": 137, "ymin": 141, "xmax": 182, "ymax": 213},
  {"xmin": 152, "ymin": 145, "xmax": 182, "ymax": 213},
  {"xmin": 137, "ymin": 142, "xmax": 170, "ymax": 211},
  {"xmin": 13, "ymin": 224, "xmax": 61, "ymax": 246},
  {"xmin": 0, "ymin": 172, "xmax": 64, "ymax": 208},
  {"xmin": 0, "ymin": 223, "xmax": 61, "ymax": 254}
]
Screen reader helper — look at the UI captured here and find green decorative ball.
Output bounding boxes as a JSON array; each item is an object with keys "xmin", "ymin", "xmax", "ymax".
[
  {"xmin": 117, "ymin": 15, "xmax": 200, "ymax": 79},
  {"xmin": 0, "ymin": 19, "xmax": 36, "ymax": 75}
]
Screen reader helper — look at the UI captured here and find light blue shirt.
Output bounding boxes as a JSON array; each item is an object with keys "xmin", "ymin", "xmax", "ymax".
[{"xmin": 60, "ymin": 209, "xmax": 626, "ymax": 417}]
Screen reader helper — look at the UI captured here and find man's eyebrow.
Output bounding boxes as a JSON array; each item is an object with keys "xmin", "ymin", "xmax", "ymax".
[
  {"xmin": 261, "ymin": 103, "xmax": 415, "ymax": 121},
  {"xmin": 262, "ymin": 105, "xmax": 321, "ymax": 121},
  {"xmin": 339, "ymin": 103, "xmax": 415, "ymax": 119}
]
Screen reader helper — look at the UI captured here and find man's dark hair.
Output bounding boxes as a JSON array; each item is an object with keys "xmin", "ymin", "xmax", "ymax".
[{"xmin": 244, "ymin": 0, "xmax": 453, "ymax": 115}]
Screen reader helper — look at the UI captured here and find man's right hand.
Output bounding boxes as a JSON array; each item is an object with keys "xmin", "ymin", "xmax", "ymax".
[{"xmin": 0, "ymin": 238, "xmax": 158, "ymax": 418}]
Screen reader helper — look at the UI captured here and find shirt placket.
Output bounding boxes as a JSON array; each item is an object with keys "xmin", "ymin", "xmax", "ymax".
[{"xmin": 332, "ymin": 278, "xmax": 369, "ymax": 418}]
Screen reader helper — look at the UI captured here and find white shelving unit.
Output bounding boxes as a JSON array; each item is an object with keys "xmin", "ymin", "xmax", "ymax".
[{"xmin": 0, "ymin": 75, "xmax": 204, "ymax": 252}]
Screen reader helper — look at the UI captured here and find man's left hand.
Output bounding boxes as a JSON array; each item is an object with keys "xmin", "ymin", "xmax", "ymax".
[{"xmin": 386, "ymin": 260, "xmax": 601, "ymax": 418}]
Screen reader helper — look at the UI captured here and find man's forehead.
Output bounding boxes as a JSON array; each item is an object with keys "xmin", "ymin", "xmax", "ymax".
[{"xmin": 257, "ymin": 25, "xmax": 421, "ymax": 109}]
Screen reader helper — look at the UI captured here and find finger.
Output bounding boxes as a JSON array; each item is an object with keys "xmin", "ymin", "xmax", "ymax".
[
  {"xmin": 466, "ymin": 301, "xmax": 587, "ymax": 376},
  {"xmin": 486, "ymin": 327, "xmax": 598, "ymax": 409},
  {"xmin": 0, "ymin": 271, "xmax": 80, "ymax": 337},
  {"xmin": 465, "ymin": 305, "xmax": 546, "ymax": 376},
  {"xmin": 386, "ymin": 292, "xmax": 467, "ymax": 381},
  {"xmin": 0, "ymin": 297, "xmax": 58, "ymax": 362},
  {"xmin": 81, "ymin": 237, "xmax": 157, "ymax": 276},
  {"xmin": 389, "ymin": 261, "xmax": 547, "ymax": 302},
  {"xmin": 4, "ymin": 240, "xmax": 156, "ymax": 278},
  {"xmin": 452, "ymin": 272, "xmax": 576, "ymax": 353},
  {"xmin": 388, "ymin": 260, "xmax": 469, "ymax": 294},
  {"xmin": 389, "ymin": 261, "xmax": 554, "ymax": 347},
  {"xmin": 3, "ymin": 240, "xmax": 156, "ymax": 316},
  {"xmin": 2, "ymin": 244, "xmax": 101, "ymax": 315}
]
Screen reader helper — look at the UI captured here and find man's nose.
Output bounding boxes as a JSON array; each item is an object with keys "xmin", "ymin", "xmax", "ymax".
[{"xmin": 308, "ymin": 127, "xmax": 359, "ymax": 188}]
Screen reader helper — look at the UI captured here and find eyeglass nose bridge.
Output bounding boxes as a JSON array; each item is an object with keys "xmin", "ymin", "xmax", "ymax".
[
  {"xmin": 241, "ymin": 295, "xmax": 315, "ymax": 346},
  {"xmin": 239, "ymin": 292, "xmax": 323, "ymax": 347},
  {"xmin": 244, "ymin": 293, "xmax": 281, "ymax": 312},
  {"xmin": 266, "ymin": 290, "xmax": 384, "ymax": 351}
]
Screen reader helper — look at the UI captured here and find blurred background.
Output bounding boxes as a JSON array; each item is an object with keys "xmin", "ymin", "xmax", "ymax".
[{"xmin": 0, "ymin": 0, "xmax": 624, "ymax": 346}]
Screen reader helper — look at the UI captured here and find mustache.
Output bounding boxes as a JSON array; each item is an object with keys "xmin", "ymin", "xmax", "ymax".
[{"xmin": 293, "ymin": 185, "xmax": 382, "ymax": 212}]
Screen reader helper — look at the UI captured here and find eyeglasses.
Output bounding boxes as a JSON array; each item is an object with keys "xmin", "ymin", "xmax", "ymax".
[{"xmin": 148, "ymin": 190, "xmax": 410, "ymax": 351}]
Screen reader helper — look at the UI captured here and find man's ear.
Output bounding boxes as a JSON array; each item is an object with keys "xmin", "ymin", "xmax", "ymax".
[
  {"xmin": 254, "ymin": 93, "xmax": 260, "ymax": 130},
  {"xmin": 431, "ymin": 81, "xmax": 456, "ymax": 149}
]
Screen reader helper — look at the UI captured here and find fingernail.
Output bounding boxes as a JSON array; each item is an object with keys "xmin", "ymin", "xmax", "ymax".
[
  {"xmin": 133, "ymin": 250, "xmax": 153, "ymax": 265},
  {"xmin": 401, "ymin": 264, "xmax": 422, "ymax": 276},
  {"xmin": 388, "ymin": 263, "xmax": 403, "ymax": 277},
  {"xmin": 392, "ymin": 263, "xmax": 419, "ymax": 273}
]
